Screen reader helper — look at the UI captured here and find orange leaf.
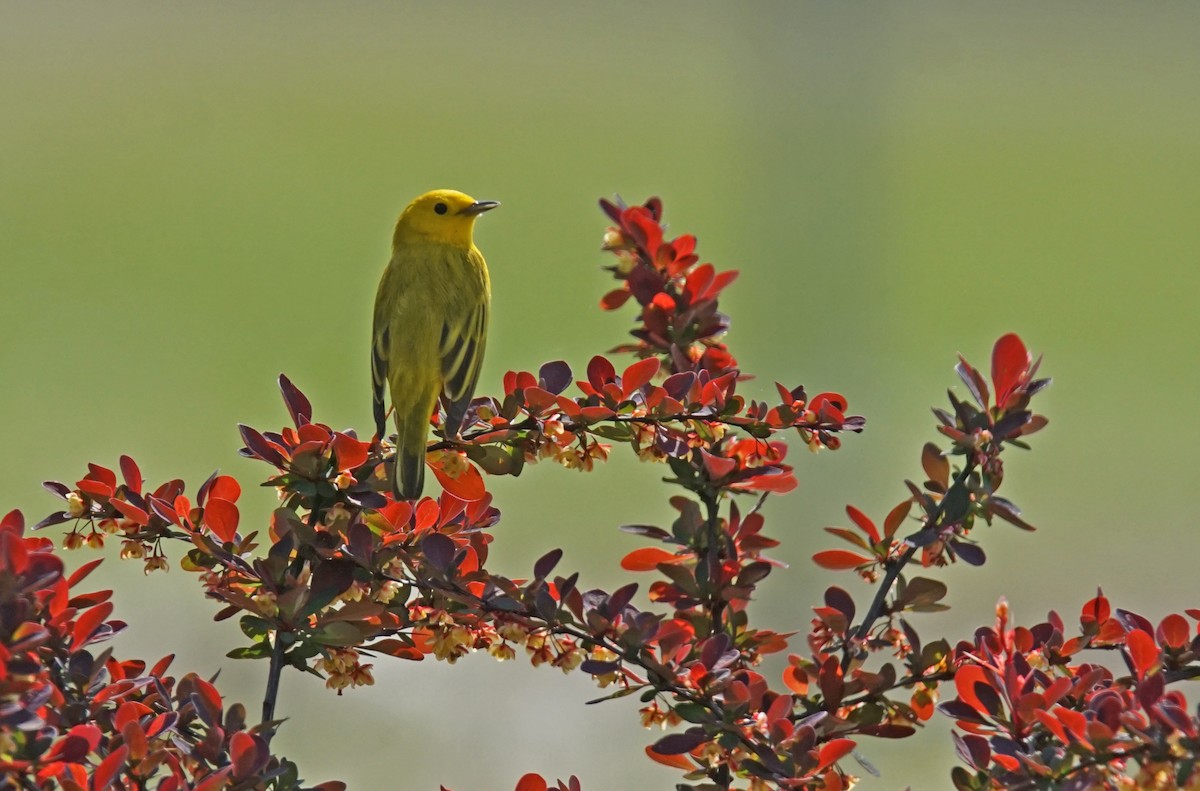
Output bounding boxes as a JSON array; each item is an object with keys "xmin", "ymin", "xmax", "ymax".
[
  {"xmin": 429, "ymin": 455, "xmax": 486, "ymax": 502},
  {"xmin": 208, "ymin": 475, "xmax": 241, "ymax": 503},
  {"xmin": 643, "ymin": 745, "xmax": 694, "ymax": 771},
  {"xmin": 816, "ymin": 738, "xmax": 856, "ymax": 771},
  {"xmin": 782, "ymin": 664, "xmax": 809, "ymax": 695},
  {"xmin": 621, "ymin": 357, "xmax": 660, "ymax": 398},
  {"xmin": 1158, "ymin": 613, "xmax": 1190, "ymax": 650},
  {"xmin": 730, "ymin": 469, "xmax": 797, "ymax": 494},
  {"xmin": 845, "ymin": 505, "xmax": 880, "ymax": 544},
  {"xmin": 1126, "ymin": 629, "xmax": 1158, "ymax": 678},
  {"xmin": 514, "ymin": 775, "xmax": 548, "ymax": 791},
  {"xmin": 204, "ymin": 497, "xmax": 240, "ymax": 543},
  {"xmin": 1080, "ymin": 592, "xmax": 1110, "ymax": 625},
  {"xmin": 811, "ymin": 549, "xmax": 871, "ymax": 571},
  {"xmin": 954, "ymin": 665, "xmax": 992, "ymax": 716},
  {"xmin": 110, "ymin": 499, "xmax": 149, "ymax": 526},
  {"xmin": 331, "ymin": 433, "xmax": 369, "ymax": 471},
  {"xmin": 621, "ymin": 546, "xmax": 680, "ymax": 571},
  {"xmin": 376, "ymin": 500, "xmax": 413, "ymax": 531}
]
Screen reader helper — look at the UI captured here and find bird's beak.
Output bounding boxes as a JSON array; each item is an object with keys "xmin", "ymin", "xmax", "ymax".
[{"xmin": 459, "ymin": 200, "xmax": 500, "ymax": 216}]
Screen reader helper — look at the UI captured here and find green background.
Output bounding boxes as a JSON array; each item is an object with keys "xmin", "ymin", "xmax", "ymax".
[{"xmin": 3, "ymin": 4, "xmax": 1199, "ymax": 788}]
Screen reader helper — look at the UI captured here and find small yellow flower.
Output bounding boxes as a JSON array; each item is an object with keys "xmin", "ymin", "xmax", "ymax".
[
  {"xmin": 339, "ymin": 580, "xmax": 371, "ymax": 603},
  {"xmin": 497, "ymin": 621, "xmax": 529, "ymax": 643},
  {"xmin": 65, "ymin": 492, "xmax": 87, "ymax": 518},
  {"xmin": 253, "ymin": 590, "xmax": 280, "ymax": 617},
  {"xmin": 374, "ymin": 580, "xmax": 403, "ymax": 604},
  {"xmin": 488, "ymin": 642, "xmax": 517, "ymax": 661},
  {"xmin": 431, "ymin": 625, "xmax": 473, "ymax": 663}
]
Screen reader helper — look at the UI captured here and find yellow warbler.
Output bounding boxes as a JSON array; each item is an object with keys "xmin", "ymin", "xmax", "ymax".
[{"xmin": 371, "ymin": 189, "xmax": 498, "ymax": 500}]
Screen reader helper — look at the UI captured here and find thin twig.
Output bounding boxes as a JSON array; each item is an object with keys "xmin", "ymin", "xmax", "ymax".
[{"xmin": 841, "ymin": 463, "xmax": 975, "ymax": 672}]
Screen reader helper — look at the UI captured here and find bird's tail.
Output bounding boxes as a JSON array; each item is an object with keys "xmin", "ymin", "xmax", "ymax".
[{"xmin": 393, "ymin": 406, "xmax": 429, "ymax": 501}]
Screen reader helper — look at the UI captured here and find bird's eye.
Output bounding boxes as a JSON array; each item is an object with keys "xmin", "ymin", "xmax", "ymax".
[{"xmin": 434, "ymin": 202, "xmax": 448, "ymax": 215}]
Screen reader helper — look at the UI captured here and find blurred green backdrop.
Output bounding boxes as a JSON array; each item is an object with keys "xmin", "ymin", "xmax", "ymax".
[{"xmin": 4, "ymin": 3, "xmax": 1200, "ymax": 789}]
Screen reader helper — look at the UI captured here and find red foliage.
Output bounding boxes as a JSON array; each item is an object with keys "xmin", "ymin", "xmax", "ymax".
[{"xmin": 10, "ymin": 195, "xmax": 1194, "ymax": 790}]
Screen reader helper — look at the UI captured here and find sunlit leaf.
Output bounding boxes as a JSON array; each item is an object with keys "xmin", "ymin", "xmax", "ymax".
[{"xmin": 812, "ymin": 550, "xmax": 872, "ymax": 571}]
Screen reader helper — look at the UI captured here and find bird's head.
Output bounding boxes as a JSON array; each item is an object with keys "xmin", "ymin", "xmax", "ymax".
[{"xmin": 393, "ymin": 189, "xmax": 499, "ymax": 250}]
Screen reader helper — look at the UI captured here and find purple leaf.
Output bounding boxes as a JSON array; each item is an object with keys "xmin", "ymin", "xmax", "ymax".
[
  {"xmin": 278, "ymin": 373, "xmax": 312, "ymax": 427},
  {"xmin": 537, "ymin": 361, "xmax": 573, "ymax": 395}
]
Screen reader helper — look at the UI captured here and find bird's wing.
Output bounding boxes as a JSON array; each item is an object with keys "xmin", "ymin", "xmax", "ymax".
[
  {"xmin": 439, "ymin": 298, "xmax": 488, "ymax": 437},
  {"xmin": 371, "ymin": 266, "xmax": 399, "ymax": 441}
]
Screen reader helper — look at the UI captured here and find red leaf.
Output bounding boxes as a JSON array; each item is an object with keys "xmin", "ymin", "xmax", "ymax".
[
  {"xmin": 209, "ymin": 475, "xmax": 241, "ymax": 503},
  {"xmin": 119, "ymin": 455, "xmax": 143, "ymax": 494},
  {"xmin": 579, "ymin": 405, "xmax": 615, "ymax": 422},
  {"xmin": 67, "ymin": 558, "xmax": 105, "ymax": 588},
  {"xmin": 0, "ymin": 508, "xmax": 22, "ymax": 534},
  {"xmin": 991, "ymin": 333, "xmax": 1030, "ymax": 410},
  {"xmin": 230, "ymin": 731, "xmax": 258, "ymax": 779},
  {"xmin": 204, "ymin": 498, "xmax": 240, "ymax": 543},
  {"xmin": 413, "ymin": 499, "xmax": 440, "ymax": 531},
  {"xmin": 816, "ymin": 738, "xmax": 856, "ymax": 771},
  {"xmin": 812, "ymin": 550, "xmax": 872, "ymax": 571},
  {"xmin": 782, "ymin": 664, "xmax": 808, "ymax": 695},
  {"xmin": 1126, "ymin": 629, "xmax": 1158, "ymax": 679},
  {"xmin": 110, "ymin": 499, "xmax": 149, "ymax": 526},
  {"xmin": 684, "ymin": 263, "xmax": 715, "ymax": 303},
  {"xmin": 514, "ymin": 775, "xmax": 548, "ymax": 791},
  {"xmin": 700, "ymin": 450, "xmax": 737, "ymax": 480},
  {"xmin": 150, "ymin": 654, "xmax": 175, "ymax": 678},
  {"xmin": 376, "ymin": 501, "xmax": 413, "ymax": 531},
  {"xmin": 0, "ymin": 531, "xmax": 28, "ymax": 574},
  {"xmin": 587, "ymin": 355, "xmax": 616, "ymax": 389},
  {"xmin": 644, "ymin": 744, "xmax": 694, "ymax": 770},
  {"xmin": 704, "ymin": 269, "xmax": 739, "ymax": 301},
  {"xmin": 621, "ymin": 357, "xmax": 660, "ymax": 398},
  {"xmin": 72, "ymin": 602, "xmax": 114, "ymax": 651},
  {"xmin": 87, "ymin": 463, "xmax": 118, "ymax": 490},
  {"xmin": 429, "ymin": 456, "xmax": 486, "ymax": 502},
  {"xmin": 620, "ymin": 546, "xmax": 680, "ymax": 571},
  {"xmin": 190, "ymin": 675, "xmax": 224, "ymax": 723},
  {"xmin": 1034, "ymin": 709, "xmax": 1069, "ymax": 745},
  {"xmin": 523, "ymin": 386, "xmax": 558, "ymax": 413},
  {"xmin": 1157, "ymin": 613, "xmax": 1191, "ymax": 650},
  {"xmin": 91, "ymin": 744, "xmax": 128, "ymax": 790},
  {"xmin": 599, "ymin": 287, "xmax": 632, "ymax": 311},
  {"xmin": 845, "ymin": 505, "xmax": 880, "ymax": 545},
  {"xmin": 1080, "ymin": 593, "xmax": 1110, "ymax": 625},
  {"xmin": 367, "ymin": 638, "xmax": 427, "ymax": 660},
  {"xmin": 77, "ymin": 479, "xmax": 114, "ymax": 498},
  {"xmin": 331, "ymin": 433, "xmax": 369, "ymax": 472},
  {"xmin": 730, "ymin": 469, "xmax": 797, "ymax": 494},
  {"xmin": 954, "ymin": 665, "xmax": 993, "ymax": 717}
]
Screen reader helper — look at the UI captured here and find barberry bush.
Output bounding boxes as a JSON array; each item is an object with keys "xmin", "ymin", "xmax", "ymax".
[{"xmin": 4, "ymin": 197, "xmax": 1199, "ymax": 790}]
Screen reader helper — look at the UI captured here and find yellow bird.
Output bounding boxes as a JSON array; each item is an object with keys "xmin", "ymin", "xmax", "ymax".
[{"xmin": 372, "ymin": 189, "xmax": 498, "ymax": 500}]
